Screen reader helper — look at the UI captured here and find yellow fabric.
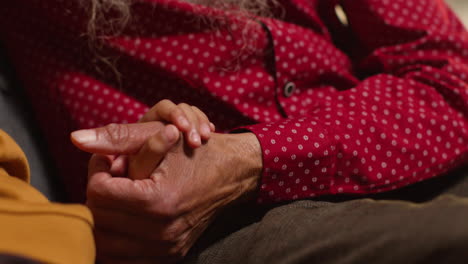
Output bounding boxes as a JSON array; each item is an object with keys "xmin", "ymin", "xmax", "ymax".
[{"xmin": 0, "ymin": 130, "xmax": 95, "ymax": 264}]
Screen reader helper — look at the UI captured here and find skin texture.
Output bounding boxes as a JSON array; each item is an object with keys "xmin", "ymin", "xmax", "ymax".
[
  {"xmin": 72, "ymin": 100, "xmax": 215, "ymax": 180},
  {"xmin": 139, "ymin": 99, "xmax": 216, "ymax": 148},
  {"xmin": 72, "ymin": 121, "xmax": 263, "ymax": 263}
]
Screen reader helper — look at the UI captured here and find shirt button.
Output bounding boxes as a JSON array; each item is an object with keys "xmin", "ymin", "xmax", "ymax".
[
  {"xmin": 334, "ymin": 4, "xmax": 349, "ymax": 27},
  {"xmin": 283, "ymin": 82, "xmax": 296, "ymax": 97}
]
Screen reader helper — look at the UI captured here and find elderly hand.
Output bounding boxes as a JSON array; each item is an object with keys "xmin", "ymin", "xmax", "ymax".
[
  {"xmin": 72, "ymin": 122, "xmax": 262, "ymax": 263},
  {"xmin": 72, "ymin": 100, "xmax": 215, "ymax": 180}
]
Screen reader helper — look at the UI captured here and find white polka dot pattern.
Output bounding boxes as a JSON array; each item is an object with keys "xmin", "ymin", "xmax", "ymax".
[
  {"xmin": 0, "ymin": 0, "xmax": 466, "ymax": 202},
  {"xmin": 246, "ymin": 0, "xmax": 468, "ymax": 203}
]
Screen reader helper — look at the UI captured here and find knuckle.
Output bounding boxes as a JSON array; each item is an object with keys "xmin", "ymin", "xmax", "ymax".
[
  {"xmin": 161, "ymin": 99, "xmax": 173, "ymax": 105},
  {"xmin": 171, "ymin": 108, "xmax": 184, "ymax": 119},
  {"xmin": 103, "ymin": 123, "xmax": 129, "ymax": 148},
  {"xmin": 156, "ymin": 99, "xmax": 171, "ymax": 108},
  {"xmin": 178, "ymin": 103, "xmax": 190, "ymax": 109}
]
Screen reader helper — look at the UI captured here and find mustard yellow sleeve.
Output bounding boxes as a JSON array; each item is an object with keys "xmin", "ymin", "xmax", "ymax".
[{"xmin": 0, "ymin": 130, "xmax": 95, "ymax": 264}]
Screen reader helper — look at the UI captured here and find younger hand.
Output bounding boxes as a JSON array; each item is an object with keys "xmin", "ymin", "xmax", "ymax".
[{"xmin": 140, "ymin": 100, "xmax": 215, "ymax": 148}]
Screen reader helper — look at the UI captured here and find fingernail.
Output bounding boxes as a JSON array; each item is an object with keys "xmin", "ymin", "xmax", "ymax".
[
  {"xmin": 209, "ymin": 122, "xmax": 216, "ymax": 131},
  {"xmin": 71, "ymin": 130, "xmax": 97, "ymax": 144},
  {"xmin": 178, "ymin": 116, "xmax": 190, "ymax": 129},
  {"xmin": 201, "ymin": 123, "xmax": 211, "ymax": 136},
  {"xmin": 190, "ymin": 130, "xmax": 201, "ymax": 145}
]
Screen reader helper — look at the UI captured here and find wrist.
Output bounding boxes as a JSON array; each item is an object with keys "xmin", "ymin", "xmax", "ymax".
[{"xmin": 222, "ymin": 132, "xmax": 263, "ymax": 202}]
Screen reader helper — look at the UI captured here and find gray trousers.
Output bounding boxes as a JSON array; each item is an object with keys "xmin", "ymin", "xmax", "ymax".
[{"xmin": 184, "ymin": 166, "xmax": 468, "ymax": 264}]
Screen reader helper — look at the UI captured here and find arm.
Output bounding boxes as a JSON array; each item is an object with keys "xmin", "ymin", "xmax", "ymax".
[
  {"xmin": 0, "ymin": 130, "xmax": 95, "ymax": 264},
  {"xmin": 244, "ymin": 0, "xmax": 468, "ymax": 203}
]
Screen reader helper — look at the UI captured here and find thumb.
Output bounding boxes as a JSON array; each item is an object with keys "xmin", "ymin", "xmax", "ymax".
[{"xmin": 71, "ymin": 121, "xmax": 177, "ymax": 155}]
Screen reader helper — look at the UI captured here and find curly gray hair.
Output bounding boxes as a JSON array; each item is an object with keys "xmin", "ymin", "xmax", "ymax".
[
  {"xmin": 81, "ymin": 0, "xmax": 277, "ymax": 81},
  {"xmin": 84, "ymin": 0, "xmax": 276, "ymax": 40}
]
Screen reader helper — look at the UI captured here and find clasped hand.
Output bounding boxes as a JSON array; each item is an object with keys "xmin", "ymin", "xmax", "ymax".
[{"xmin": 71, "ymin": 100, "xmax": 262, "ymax": 263}]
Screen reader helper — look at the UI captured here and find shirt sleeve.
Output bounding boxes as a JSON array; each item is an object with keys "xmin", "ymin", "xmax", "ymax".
[
  {"xmin": 244, "ymin": 0, "xmax": 468, "ymax": 203},
  {"xmin": 0, "ymin": 130, "xmax": 95, "ymax": 264}
]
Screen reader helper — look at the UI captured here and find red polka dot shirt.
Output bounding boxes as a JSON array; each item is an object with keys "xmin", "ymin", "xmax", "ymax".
[{"xmin": 0, "ymin": 0, "xmax": 467, "ymax": 203}]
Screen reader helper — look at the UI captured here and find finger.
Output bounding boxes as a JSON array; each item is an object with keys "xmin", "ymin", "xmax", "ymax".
[
  {"xmin": 71, "ymin": 121, "xmax": 165, "ymax": 155},
  {"xmin": 87, "ymin": 170, "xmax": 166, "ymax": 211},
  {"xmin": 88, "ymin": 155, "xmax": 151, "ymax": 206},
  {"xmin": 87, "ymin": 158, "xmax": 148, "ymax": 209},
  {"xmin": 88, "ymin": 154, "xmax": 113, "ymax": 178},
  {"xmin": 109, "ymin": 155, "xmax": 128, "ymax": 177},
  {"xmin": 139, "ymin": 100, "xmax": 212, "ymax": 146},
  {"xmin": 87, "ymin": 171, "xmax": 133, "ymax": 205},
  {"xmin": 178, "ymin": 103, "xmax": 201, "ymax": 148},
  {"xmin": 139, "ymin": 99, "xmax": 191, "ymax": 132},
  {"xmin": 128, "ymin": 125, "xmax": 180, "ymax": 180},
  {"xmin": 85, "ymin": 126, "xmax": 180, "ymax": 210},
  {"xmin": 191, "ymin": 106, "xmax": 212, "ymax": 140}
]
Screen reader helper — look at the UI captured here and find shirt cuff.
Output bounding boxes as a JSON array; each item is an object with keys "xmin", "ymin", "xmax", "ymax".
[{"xmin": 238, "ymin": 117, "xmax": 337, "ymax": 204}]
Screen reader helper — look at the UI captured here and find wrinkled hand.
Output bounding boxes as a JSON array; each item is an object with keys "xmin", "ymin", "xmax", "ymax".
[
  {"xmin": 72, "ymin": 122, "xmax": 262, "ymax": 263},
  {"xmin": 72, "ymin": 99, "xmax": 215, "ymax": 180}
]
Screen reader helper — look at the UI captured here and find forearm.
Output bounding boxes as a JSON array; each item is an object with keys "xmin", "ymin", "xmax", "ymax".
[{"xmin": 234, "ymin": 0, "xmax": 468, "ymax": 204}]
